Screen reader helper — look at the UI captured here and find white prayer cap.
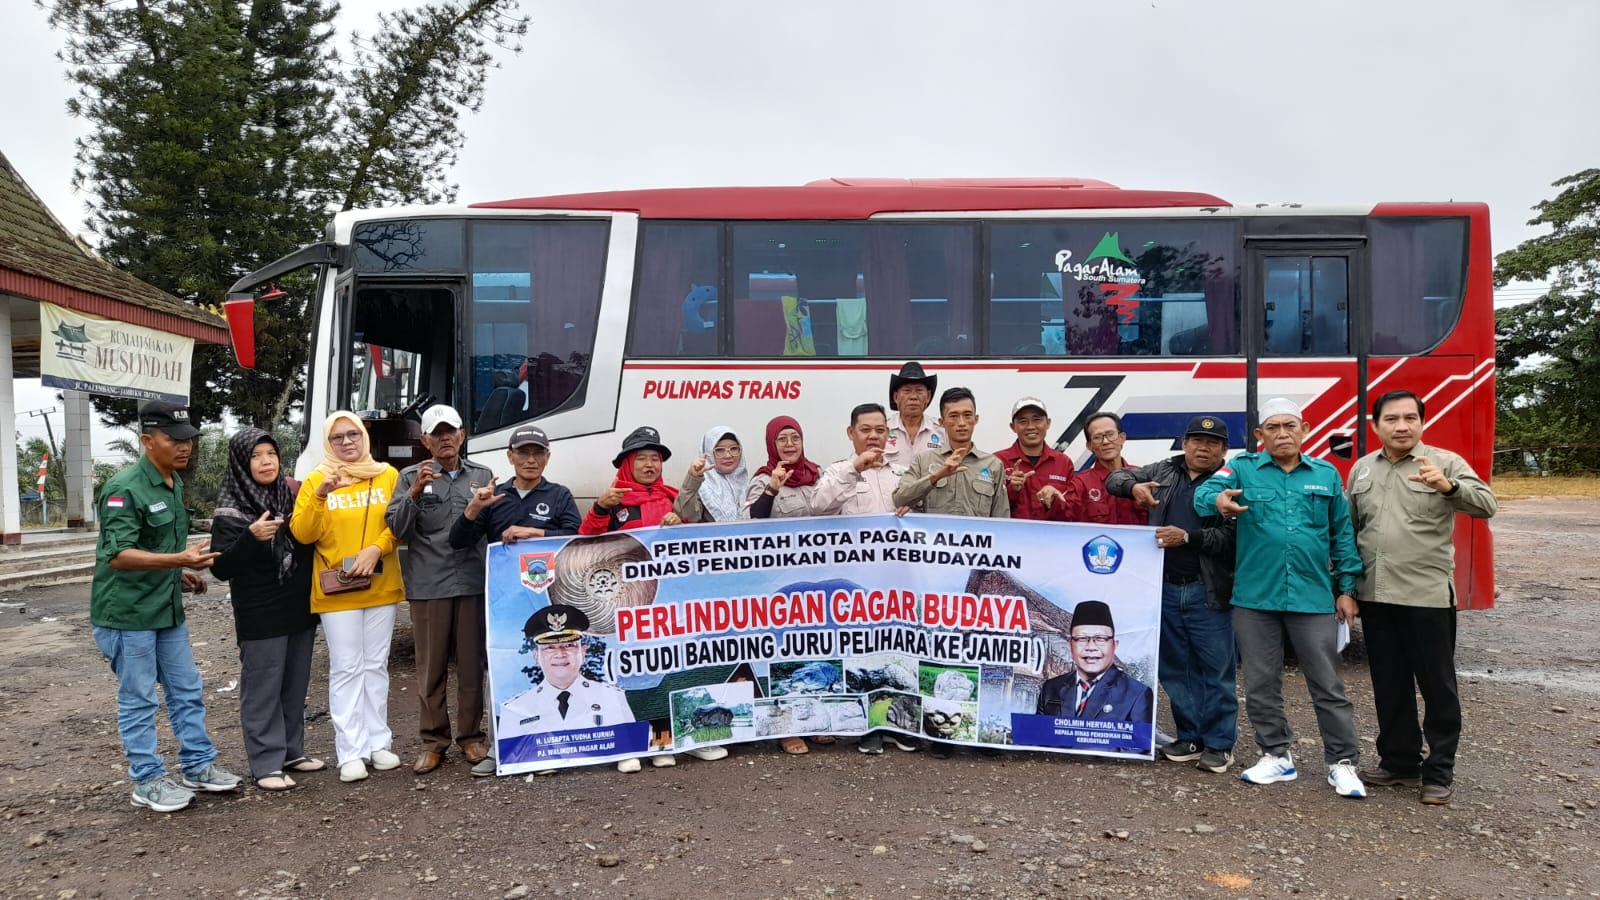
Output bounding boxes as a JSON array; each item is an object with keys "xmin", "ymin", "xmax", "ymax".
[{"xmin": 1258, "ymin": 397, "xmax": 1304, "ymax": 423}]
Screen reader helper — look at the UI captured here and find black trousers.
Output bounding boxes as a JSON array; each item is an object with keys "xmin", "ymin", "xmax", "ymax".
[{"xmin": 1361, "ymin": 601, "xmax": 1460, "ymax": 786}]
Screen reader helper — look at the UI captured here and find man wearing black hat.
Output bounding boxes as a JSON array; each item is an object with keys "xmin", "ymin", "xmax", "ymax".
[
  {"xmin": 1036, "ymin": 601, "xmax": 1154, "ymax": 722},
  {"xmin": 497, "ymin": 605, "xmax": 635, "ymax": 747},
  {"xmin": 884, "ymin": 362, "xmax": 946, "ymax": 474},
  {"xmin": 1106, "ymin": 415, "xmax": 1238, "ymax": 773},
  {"xmin": 90, "ymin": 401, "xmax": 242, "ymax": 812}
]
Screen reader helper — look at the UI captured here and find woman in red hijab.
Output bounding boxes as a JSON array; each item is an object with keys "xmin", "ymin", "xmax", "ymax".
[
  {"xmin": 741, "ymin": 416, "xmax": 832, "ymax": 754},
  {"xmin": 742, "ymin": 416, "xmax": 821, "ymax": 521}
]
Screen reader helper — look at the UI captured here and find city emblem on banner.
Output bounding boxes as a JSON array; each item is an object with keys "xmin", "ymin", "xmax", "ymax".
[
  {"xmin": 520, "ymin": 552, "xmax": 556, "ymax": 592},
  {"xmin": 1082, "ymin": 534, "xmax": 1123, "ymax": 574}
]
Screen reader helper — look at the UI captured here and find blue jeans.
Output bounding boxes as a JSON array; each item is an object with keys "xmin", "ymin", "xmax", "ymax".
[
  {"xmin": 92, "ymin": 623, "xmax": 217, "ymax": 784},
  {"xmin": 1159, "ymin": 582, "xmax": 1238, "ymax": 751}
]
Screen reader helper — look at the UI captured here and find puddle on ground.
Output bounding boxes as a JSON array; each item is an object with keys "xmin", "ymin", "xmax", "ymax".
[{"xmin": 1458, "ymin": 667, "xmax": 1600, "ymax": 696}]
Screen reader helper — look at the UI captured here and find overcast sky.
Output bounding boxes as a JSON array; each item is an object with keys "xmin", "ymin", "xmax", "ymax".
[{"xmin": 3, "ymin": 0, "xmax": 1597, "ymax": 456}]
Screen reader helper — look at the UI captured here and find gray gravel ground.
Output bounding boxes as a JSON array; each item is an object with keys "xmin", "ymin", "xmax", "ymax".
[{"xmin": 1, "ymin": 498, "xmax": 1596, "ymax": 898}]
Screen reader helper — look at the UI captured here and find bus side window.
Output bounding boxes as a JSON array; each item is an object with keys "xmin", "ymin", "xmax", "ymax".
[
  {"xmin": 468, "ymin": 219, "xmax": 610, "ymax": 432},
  {"xmin": 989, "ymin": 222, "xmax": 1238, "ymax": 357},
  {"xmin": 632, "ymin": 222, "xmax": 722, "ymax": 356},
  {"xmin": 1370, "ymin": 218, "xmax": 1467, "ymax": 355},
  {"xmin": 727, "ymin": 222, "xmax": 976, "ymax": 359}
]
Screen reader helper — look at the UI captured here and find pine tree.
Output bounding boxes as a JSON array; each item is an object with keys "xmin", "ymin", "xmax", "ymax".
[{"xmin": 47, "ymin": 0, "xmax": 527, "ymax": 429}]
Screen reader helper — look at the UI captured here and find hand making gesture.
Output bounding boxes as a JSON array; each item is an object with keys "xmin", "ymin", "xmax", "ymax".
[
  {"xmin": 1408, "ymin": 455, "xmax": 1453, "ymax": 493},
  {"xmin": 931, "ymin": 448, "xmax": 969, "ymax": 484},
  {"xmin": 464, "ymin": 478, "xmax": 503, "ymax": 518}
]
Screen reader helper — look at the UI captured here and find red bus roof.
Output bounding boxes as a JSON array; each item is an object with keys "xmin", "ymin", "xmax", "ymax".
[{"xmin": 473, "ymin": 178, "xmax": 1231, "ymax": 220}]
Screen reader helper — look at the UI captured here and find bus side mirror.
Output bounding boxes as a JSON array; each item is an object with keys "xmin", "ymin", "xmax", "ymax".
[{"xmin": 224, "ymin": 291, "xmax": 257, "ymax": 369}]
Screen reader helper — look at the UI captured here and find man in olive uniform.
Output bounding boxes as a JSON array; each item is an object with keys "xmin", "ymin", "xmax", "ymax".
[
  {"xmin": 892, "ymin": 387, "xmax": 1011, "ymax": 519},
  {"xmin": 91, "ymin": 401, "xmax": 243, "ymax": 812}
]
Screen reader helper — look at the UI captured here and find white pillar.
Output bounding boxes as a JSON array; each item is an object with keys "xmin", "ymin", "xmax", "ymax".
[
  {"xmin": 0, "ymin": 302, "xmax": 20, "ymax": 544},
  {"xmin": 63, "ymin": 389, "xmax": 95, "ymax": 528}
]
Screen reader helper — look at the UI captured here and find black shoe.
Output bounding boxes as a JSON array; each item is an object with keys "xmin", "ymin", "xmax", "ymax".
[
  {"xmin": 928, "ymin": 742, "xmax": 955, "ymax": 759},
  {"xmin": 1196, "ymin": 748, "xmax": 1234, "ymax": 773},
  {"xmin": 1160, "ymin": 739, "xmax": 1203, "ymax": 762},
  {"xmin": 857, "ymin": 733, "xmax": 885, "ymax": 755},
  {"xmin": 886, "ymin": 734, "xmax": 923, "ymax": 752},
  {"xmin": 1358, "ymin": 765, "xmax": 1421, "ymax": 787}
]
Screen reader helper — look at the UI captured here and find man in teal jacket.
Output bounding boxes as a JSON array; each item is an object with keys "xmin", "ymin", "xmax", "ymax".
[{"xmin": 1193, "ymin": 397, "xmax": 1366, "ymax": 798}]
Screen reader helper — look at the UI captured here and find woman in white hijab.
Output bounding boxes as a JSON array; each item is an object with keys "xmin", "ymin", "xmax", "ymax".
[{"xmin": 673, "ymin": 425, "xmax": 748, "ymax": 523}]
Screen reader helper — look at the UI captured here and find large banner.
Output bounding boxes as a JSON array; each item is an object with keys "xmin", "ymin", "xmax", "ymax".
[
  {"xmin": 40, "ymin": 302, "xmax": 193, "ymax": 404},
  {"xmin": 485, "ymin": 514, "xmax": 1160, "ymax": 775}
]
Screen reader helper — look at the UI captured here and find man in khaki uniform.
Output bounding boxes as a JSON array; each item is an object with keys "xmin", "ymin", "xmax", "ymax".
[
  {"xmin": 893, "ymin": 387, "xmax": 1010, "ymax": 519},
  {"xmin": 1347, "ymin": 389, "xmax": 1496, "ymax": 806}
]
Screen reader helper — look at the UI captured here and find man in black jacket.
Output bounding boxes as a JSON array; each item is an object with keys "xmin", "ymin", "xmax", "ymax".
[{"xmin": 1106, "ymin": 415, "xmax": 1238, "ymax": 774}]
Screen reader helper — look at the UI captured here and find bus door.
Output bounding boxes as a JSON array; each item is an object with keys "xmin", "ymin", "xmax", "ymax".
[
  {"xmin": 341, "ymin": 279, "xmax": 462, "ymax": 467},
  {"xmin": 1243, "ymin": 235, "xmax": 1369, "ymax": 465}
]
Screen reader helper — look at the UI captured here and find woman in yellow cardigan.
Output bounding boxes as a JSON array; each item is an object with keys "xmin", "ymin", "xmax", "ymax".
[{"xmin": 292, "ymin": 412, "xmax": 404, "ymax": 783}]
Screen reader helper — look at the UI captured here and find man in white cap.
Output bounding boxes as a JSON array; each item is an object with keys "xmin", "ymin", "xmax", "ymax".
[
  {"xmin": 1193, "ymin": 398, "xmax": 1366, "ymax": 798},
  {"xmin": 385, "ymin": 404, "xmax": 495, "ymax": 774},
  {"xmin": 994, "ymin": 397, "xmax": 1074, "ymax": 520}
]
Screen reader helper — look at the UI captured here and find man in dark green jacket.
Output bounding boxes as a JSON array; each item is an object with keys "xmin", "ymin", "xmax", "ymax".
[
  {"xmin": 1194, "ymin": 397, "xmax": 1367, "ymax": 799},
  {"xmin": 92, "ymin": 401, "xmax": 241, "ymax": 812}
]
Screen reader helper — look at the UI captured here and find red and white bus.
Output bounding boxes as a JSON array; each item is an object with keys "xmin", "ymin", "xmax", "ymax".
[{"xmin": 228, "ymin": 178, "xmax": 1496, "ymax": 608}]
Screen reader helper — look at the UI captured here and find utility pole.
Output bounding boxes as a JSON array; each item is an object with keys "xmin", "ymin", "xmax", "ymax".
[{"xmin": 23, "ymin": 408, "xmax": 61, "ymax": 509}]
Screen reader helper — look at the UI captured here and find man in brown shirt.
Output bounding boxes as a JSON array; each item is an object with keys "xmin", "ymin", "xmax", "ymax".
[{"xmin": 1347, "ymin": 390, "xmax": 1496, "ymax": 806}]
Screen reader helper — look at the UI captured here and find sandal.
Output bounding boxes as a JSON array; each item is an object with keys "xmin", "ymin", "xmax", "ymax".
[
  {"xmin": 256, "ymin": 772, "xmax": 296, "ymax": 791},
  {"xmin": 809, "ymin": 735, "xmax": 836, "ymax": 745},
  {"xmin": 284, "ymin": 757, "xmax": 326, "ymax": 773},
  {"xmin": 780, "ymin": 737, "xmax": 809, "ymax": 755}
]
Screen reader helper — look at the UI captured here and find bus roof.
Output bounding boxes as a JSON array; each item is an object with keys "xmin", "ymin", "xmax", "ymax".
[{"xmin": 472, "ymin": 178, "xmax": 1231, "ymax": 220}]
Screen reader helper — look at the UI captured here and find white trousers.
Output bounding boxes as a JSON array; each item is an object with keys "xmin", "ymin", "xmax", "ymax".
[{"xmin": 322, "ymin": 605, "xmax": 396, "ymax": 766}]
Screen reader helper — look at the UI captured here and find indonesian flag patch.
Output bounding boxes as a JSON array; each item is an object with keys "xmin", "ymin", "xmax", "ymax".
[{"xmin": 106, "ymin": 496, "xmax": 126, "ymax": 508}]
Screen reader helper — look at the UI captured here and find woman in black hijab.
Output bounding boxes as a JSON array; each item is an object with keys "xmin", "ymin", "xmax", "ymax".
[{"xmin": 210, "ymin": 428, "xmax": 319, "ymax": 790}]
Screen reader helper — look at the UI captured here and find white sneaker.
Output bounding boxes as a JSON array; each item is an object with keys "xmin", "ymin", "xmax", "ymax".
[
  {"xmin": 339, "ymin": 760, "xmax": 369, "ymax": 783},
  {"xmin": 1328, "ymin": 760, "xmax": 1367, "ymax": 798},
  {"xmin": 650, "ymin": 754, "xmax": 677, "ymax": 768},
  {"xmin": 686, "ymin": 746, "xmax": 728, "ymax": 761},
  {"xmin": 368, "ymin": 749, "xmax": 400, "ymax": 771},
  {"xmin": 1240, "ymin": 751, "xmax": 1297, "ymax": 785},
  {"xmin": 616, "ymin": 758, "xmax": 642, "ymax": 774}
]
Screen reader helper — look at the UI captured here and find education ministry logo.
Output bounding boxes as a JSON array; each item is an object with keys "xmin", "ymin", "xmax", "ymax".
[
  {"xmin": 1082, "ymin": 535, "xmax": 1123, "ymax": 575},
  {"xmin": 520, "ymin": 552, "xmax": 556, "ymax": 592}
]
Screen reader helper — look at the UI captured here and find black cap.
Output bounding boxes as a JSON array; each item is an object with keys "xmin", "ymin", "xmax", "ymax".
[
  {"xmin": 138, "ymin": 401, "xmax": 200, "ymax": 440},
  {"xmin": 1184, "ymin": 415, "xmax": 1229, "ymax": 442},
  {"xmin": 888, "ymin": 361, "xmax": 937, "ymax": 411},
  {"xmin": 524, "ymin": 604, "xmax": 590, "ymax": 644},
  {"xmin": 1070, "ymin": 600, "xmax": 1115, "ymax": 633},
  {"xmin": 612, "ymin": 426, "xmax": 671, "ymax": 468},
  {"xmin": 509, "ymin": 425, "xmax": 550, "ymax": 449}
]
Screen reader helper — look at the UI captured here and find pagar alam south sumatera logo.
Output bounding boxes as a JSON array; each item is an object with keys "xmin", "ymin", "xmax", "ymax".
[
  {"xmin": 1054, "ymin": 232, "xmax": 1146, "ymax": 325},
  {"xmin": 50, "ymin": 319, "xmax": 91, "ymax": 363},
  {"xmin": 521, "ymin": 552, "xmax": 556, "ymax": 592}
]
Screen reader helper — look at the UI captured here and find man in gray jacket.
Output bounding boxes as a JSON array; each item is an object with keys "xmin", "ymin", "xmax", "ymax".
[
  {"xmin": 1106, "ymin": 415, "xmax": 1238, "ymax": 773},
  {"xmin": 385, "ymin": 405, "xmax": 496, "ymax": 775}
]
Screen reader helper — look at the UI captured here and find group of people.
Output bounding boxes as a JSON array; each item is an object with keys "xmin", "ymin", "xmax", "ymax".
[{"xmin": 89, "ymin": 361, "xmax": 1493, "ymax": 812}]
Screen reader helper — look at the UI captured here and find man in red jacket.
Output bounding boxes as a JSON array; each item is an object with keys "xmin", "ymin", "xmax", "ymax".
[
  {"xmin": 1062, "ymin": 411, "xmax": 1146, "ymax": 526},
  {"xmin": 994, "ymin": 397, "xmax": 1074, "ymax": 520}
]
